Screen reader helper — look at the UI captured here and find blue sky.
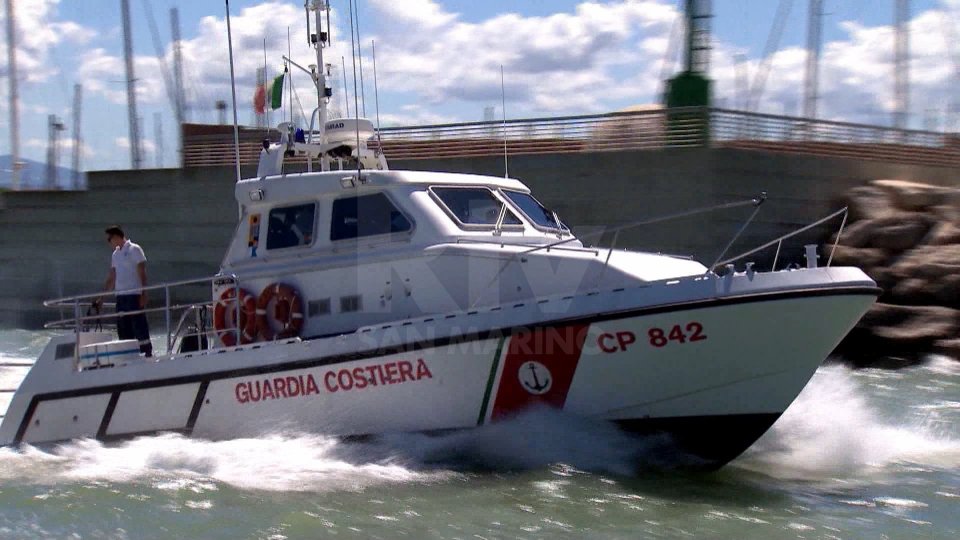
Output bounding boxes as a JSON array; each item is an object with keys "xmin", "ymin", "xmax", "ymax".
[{"xmin": 1, "ymin": 0, "xmax": 956, "ymax": 179}]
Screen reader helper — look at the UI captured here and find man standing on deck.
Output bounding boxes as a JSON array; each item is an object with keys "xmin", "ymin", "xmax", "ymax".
[{"xmin": 95, "ymin": 226, "xmax": 153, "ymax": 357}]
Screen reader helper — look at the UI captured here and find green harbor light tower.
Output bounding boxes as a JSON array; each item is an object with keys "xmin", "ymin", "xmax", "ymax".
[{"xmin": 664, "ymin": 0, "xmax": 712, "ymax": 143}]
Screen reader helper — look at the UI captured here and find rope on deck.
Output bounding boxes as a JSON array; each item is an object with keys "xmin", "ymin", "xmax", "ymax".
[{"xmin": 0, "ymin": 363, "xmax": 34, "ymax": 367}]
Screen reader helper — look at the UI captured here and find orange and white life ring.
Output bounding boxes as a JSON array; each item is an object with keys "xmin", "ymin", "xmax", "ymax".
[
  {"xmin": 213, "ymin": 287, "xmax": 258, "ymax": 347},
  {"xmin": 256, "ymin": 282, "xmax": 305, "ymax": 340}
]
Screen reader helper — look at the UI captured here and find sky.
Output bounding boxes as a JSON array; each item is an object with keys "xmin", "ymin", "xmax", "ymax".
[{"xmin": 1, "ymin": 0, "xmax": 958, "ymax": 176}]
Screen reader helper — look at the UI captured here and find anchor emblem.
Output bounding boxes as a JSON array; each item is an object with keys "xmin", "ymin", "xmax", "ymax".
[{"xmin": 518, "ymin": 361, "xmax": 552, "ymax": 395}]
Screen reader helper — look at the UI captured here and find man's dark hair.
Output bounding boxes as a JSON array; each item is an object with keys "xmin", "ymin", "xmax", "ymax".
[{"xmin": 104, "ymin": 225, "xmax": 125, "ymax": 238}]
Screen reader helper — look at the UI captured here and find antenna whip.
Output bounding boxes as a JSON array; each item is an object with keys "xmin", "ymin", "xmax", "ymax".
[{"xmin": 225, "ymin": 0, "xmax": 241, "ymax": 183}]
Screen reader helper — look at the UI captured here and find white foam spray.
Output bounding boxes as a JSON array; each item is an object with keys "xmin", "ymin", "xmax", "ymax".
[
  {"xmin": 0, "ymin": 409, "xmax": 660, "ymax": 492},
  {"xmin": 0, "ymin": 433, "xmax": 455, "ymax": 493},
  {"xmin": 735, "ymin": 365, "xmax": 960, "ymax": 481}
]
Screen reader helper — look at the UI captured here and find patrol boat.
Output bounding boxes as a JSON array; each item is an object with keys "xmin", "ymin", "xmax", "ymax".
[{"xmin": 0, "ymin": 4, "xmax": 878, "ymax": 468}]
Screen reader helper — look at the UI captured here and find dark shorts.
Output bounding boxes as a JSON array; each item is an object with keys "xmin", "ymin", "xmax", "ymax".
[{"xmin": 116, "ymin": 294, "xmax": 152, "ymax": 356}]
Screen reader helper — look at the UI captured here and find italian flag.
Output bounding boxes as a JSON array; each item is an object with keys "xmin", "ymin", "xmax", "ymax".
[
  {"xmin": 254, "ymin": 73, "xmax": 285, "ymax": 114},
  {"xmin": 268, "ymin": 73, "xmax": 284, "ymax": 110}
]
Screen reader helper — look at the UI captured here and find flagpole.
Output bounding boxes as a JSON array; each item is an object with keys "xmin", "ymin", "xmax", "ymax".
[
  {"xmin": 263, "ymin": 38, "xmax": 269, "ymax": 128},
  {"xmin": 225, "ymin": 0, "xmax": 241, "ymax": 183}
]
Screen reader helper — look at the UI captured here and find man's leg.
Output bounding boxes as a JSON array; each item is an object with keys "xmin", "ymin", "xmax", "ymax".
[
  {"xmin": 131, "ymin": 309, "xmax": 153, "ymax": 357},
  {"xmin": 116, "ymin": 295, "xmax": 135, "ymax": 341}
]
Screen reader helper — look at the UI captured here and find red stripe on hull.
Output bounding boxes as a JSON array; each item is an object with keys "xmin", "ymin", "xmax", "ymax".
[{"xmin": 490, "ymin": 324, "xmax": 589, "ymax": 420}]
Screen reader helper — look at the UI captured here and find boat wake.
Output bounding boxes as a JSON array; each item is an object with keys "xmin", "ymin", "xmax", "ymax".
[
  {"xmin": 0, "ymin": 409, "xmax": 661, "ymax": 492},
  {"xmin": 0, "ymin": 432, "xmax": 457, "ymax": 493},
  {"xmin": 1, "ymin": 327, "xmax": 957, "ymax": 491},
  {"xmin": 734, "ymin": 362, "xmax": 960, "ymax": 481}
]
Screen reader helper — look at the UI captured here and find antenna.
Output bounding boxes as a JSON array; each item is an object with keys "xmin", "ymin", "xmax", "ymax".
[
  {"xmin": 372, "ymin": 40, "xmax": 382, "ymax": 144},
  {"xmin": 501, "ymin": 64, "xmax": 508, "ymax": 179},
  {"xmin": 348, "ymin": 0, "xmax": 361, "ymax": 177},
  {"xmin": 352, "ymin": 0, "xmax": 366, "ymax": 116},
  {"xmin": 305, "ymin": 0, "xmax": 331, "ymax": 172},
  {"xmin": 225, "ymin": 0, "xmax": 241, "ymax": 183},
  {"xmin": 341, "ymin": 56, "xmax": 350, "ymax": 116},
  {"xmin": 263, "ymin": 38, "xmax": 269, "ymax": 128},
  {"xmin": 287, "ymin": 27, "xmax": 293, "ymax": 124}
]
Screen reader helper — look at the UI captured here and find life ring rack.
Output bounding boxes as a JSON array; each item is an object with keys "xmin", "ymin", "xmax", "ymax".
[
  {"xmin": 256, "ymin": 282, "xmax": 305, "ymax": 340},
  {"xmin": 213, "ymin": 287, "xmax": 258, "ymax": 347}
]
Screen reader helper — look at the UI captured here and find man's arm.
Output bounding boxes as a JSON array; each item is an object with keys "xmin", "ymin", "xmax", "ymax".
[
  {"xmin": 95, "ymin": 268, "xmax": 116, "ymax": 309},
  {"xmin": 104, "ymin": 267, "xmax": 116, "ymax": 292},
  {"xmin": 137, "ymin": 261, "xmax": 148, "ymax": 308}
]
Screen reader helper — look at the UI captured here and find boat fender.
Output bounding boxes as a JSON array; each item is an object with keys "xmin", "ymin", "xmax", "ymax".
[
  {"xmin": 213, "ymin": 288, "xmax": 258, "ymax": 347},
  {"xmin": 256, "ymin": 283, "xmax": 305, "ymax": 340}
]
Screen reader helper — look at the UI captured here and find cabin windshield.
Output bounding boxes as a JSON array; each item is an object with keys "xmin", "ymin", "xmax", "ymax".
[
  {"xmin": 431, "ymin": 187, "xmax": 522, "ymax": 227},
  {"xmin": 504, "ymin": 190, "xmax": 565, "ymax": 230}
]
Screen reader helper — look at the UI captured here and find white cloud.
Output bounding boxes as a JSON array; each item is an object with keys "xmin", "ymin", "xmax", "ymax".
[
  {"xmin": 367, "ymin": 0, "xmax": 677, "ymax": 115},
  {"xmin": 77, "ymin": 1, "xmax": 357, "ymax": 120},
  {"xmin": 76, "ymin": 48, "xmax": 167, "ymax": 106},
  {"xmin": 0, "ymin": 0, "xmax": 97, "ymax": 83},
  {"xmin": 114, "ymin": 136, "xmax": 156, "ymax": 155},
  {"xmin": 68, "ymin": 0, "xmax": 960, "ymax": 133},
  {"xmin": 50, "ymin": 20, "xmax": 96, "ymax": 45},
  {"xmin": 719, "ymin": 7, "xmax": 960, "ymax": 127},
  {"xmin": 24, "ymin": 137, "xmax": 95, "ymax": 159},
  {"xmin": 379, "ymin": 104, "xmax": 457, "ymax": 127}
]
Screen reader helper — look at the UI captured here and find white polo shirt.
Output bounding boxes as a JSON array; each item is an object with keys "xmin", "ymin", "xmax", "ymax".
[{"xmin": 112, "ymin": 239, "xmax": 147, "ymax": 294}]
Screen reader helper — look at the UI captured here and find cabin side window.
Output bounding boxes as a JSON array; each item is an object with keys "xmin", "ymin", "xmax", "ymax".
[
  {"xmin": 266, "ymin": 203, "xmax": 317, "ymax": 250},
  {"xmin": 503, "ymin": 190, "xmax": 566, "ymax": 230},
  {"xmin": 330, "ymin": 192, "xmax": 412, "ymax": 241},
  {"xmin": 430, "ymin": 187, "xmax": 522, "ymax": 228}
]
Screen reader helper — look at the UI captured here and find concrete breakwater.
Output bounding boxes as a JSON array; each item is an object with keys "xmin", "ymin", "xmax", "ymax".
[{"xmin": 831, "ymin": 180, "xmax": 960, "ymax": 366}]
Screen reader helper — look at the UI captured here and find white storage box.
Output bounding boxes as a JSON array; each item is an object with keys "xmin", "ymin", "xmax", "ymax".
[{"xmin": 78, "ymin": 339, "xmax": 142, "ymax": 370}]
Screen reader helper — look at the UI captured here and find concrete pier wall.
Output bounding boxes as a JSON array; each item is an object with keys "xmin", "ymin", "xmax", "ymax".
[{"xmin": 1, "ymin": 148, "xmax": 957, "ymax": 328}]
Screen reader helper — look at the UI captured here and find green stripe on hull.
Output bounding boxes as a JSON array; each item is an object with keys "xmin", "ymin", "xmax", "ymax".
[{"xmin": 476, "ymin": 336, "xmax": 506, "ymax": 425}]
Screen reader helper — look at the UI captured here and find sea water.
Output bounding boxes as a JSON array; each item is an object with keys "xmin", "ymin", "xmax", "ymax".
[{"xmin": 0, "ymin": 329, "xmax": 957, "ymax": 539}]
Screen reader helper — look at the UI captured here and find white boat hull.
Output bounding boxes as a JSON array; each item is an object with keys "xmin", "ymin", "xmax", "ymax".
[{"xmin": 0, "ymin": 269, "xmax": 878, "ymax": 467}]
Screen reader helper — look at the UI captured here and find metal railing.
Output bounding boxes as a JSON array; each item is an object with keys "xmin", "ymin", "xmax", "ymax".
[
  {"xmin": 182, "ymin": 107, "xmax": 960, "ymax": 168},
  {"xmin": 43, "ymin": 274, "xmax": 240, "ymax": 368}
]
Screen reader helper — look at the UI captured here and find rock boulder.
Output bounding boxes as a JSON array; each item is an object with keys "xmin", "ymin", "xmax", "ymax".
[
  {"xmin": 836, "ymin": 214, "xmax": 931, "ymax": 251},
  {"xmin": 889, "ymin": 244, "xmax": 960, "ymax": 281},
  {"xmin": 873, "ymin": 179, "xmax": 955, "ymax": 211},
  {"xmin": 845, "ymin": 185, "xmax": 896, "ymax": 221},
  {"xmin": 925, "ymin": 221, "xmax": 960, "ymax": 245},
  {"xmin": 839, "ymin": 303, "xmax": 960, "ymax": 365},
  {"xmin": 825, "ymin": 245, "xmax": 887, "ymax": 270}
]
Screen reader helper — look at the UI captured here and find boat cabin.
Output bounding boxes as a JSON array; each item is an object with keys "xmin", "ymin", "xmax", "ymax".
[{"xmin": 218, "ymin": 169, "xmax": 707, "ymax": 339}]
